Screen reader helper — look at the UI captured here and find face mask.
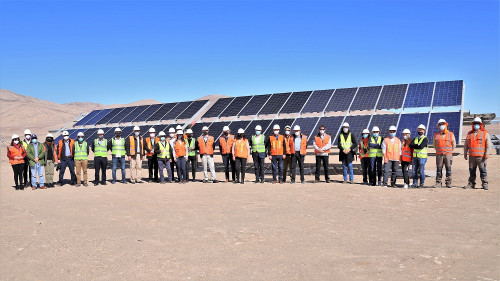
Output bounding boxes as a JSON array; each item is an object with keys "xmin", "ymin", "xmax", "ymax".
[
  {"xmin": 32, "ymin": 139, "xmax": 38, "ymax": 144},
  {"xmin": 274, "ymin": 130, "xmax": 279, "ymax": 135},
  {"xmin": 238, "ymin": 134, "xmax": 244, "ymax": 138},
  {"xmin": 25, "ymin": 135, "xmax": 31, "ymax": 140},
  {"xmin": 63, "ymin": 136, "xmax": 69, "ymax": 140},
  {"xmin": 98, "ymin": 135, "xmax": 104, "ymax": 139},
  {"xmin": 13, "ymin": 140, "xmax": 19, "ymax": 144},
  {"xmin": 439, "ymin": 125, "xmax": 445, "ymax": 131},
  {"xmin": 134, "ymin": 132, "xmax": 140, "ymax": 136},
  {"xmin": 319, "ymin": 130, "xmax": 325, "ymax": 134},
  {"xmin": 187, "ymin": 135, "xmax": 192, "ymax": 139},
  {"xmin": 224, "ymin": 132, "xmax": 229, "ymax": 135},
  {"xmin": 169, "ymin": 134, "xmax": 175, "ymax": 138},
  {"xmin": 177, "ymin": 135, "xmax": 183, "ymax": 139},
  {"xmin": 295, "ymin": 132, "xmax": 300, "ymax": 136},
  {"xmin": 343, "ymin": 128, "xmax": 348, "ymax": 133},
  {"xmin": 46, "ymin": 138, "xmax": 53, "ymax": 142},
  {"xmin": 160, "ymin": 137, "xmax": 166, "ymax": 141},
  {"xmin": 372, "ymin": 133, "xmax": 379, "ymax": 138},
  {"xmin": 474, "ymin": 124, "xmax": 480, "ymax": 130},
  {"xmin": 255, "ymin": 131, "xmax": 261, "ymax": 135},
  {"xmin": 389, "ymin": 133, "xmax": 396, "ymax": 138},
  {"xmin": 362, "ymin": 134, "xmax": 368, "ymax": 139},
  {"xmin": 150, "ymin": 133, "xmax": 155, "ymax": 138},
  {"xmin": 418, "ymin": 131, "xmax": 424, "ymax": 136},
  {"xmin": 285, "ymin": 130, "xmax": 290, "ymax": 135},
  {"xmin": 78, "ymin": 137, "xmax": 84, "ymax": 142},
  {"xmin": 403, "ymin": 135, "xmax": 408, "ymax": 140}
]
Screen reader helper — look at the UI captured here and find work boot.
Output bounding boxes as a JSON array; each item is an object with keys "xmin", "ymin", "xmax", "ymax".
[
  {"xmin": 482, "ymin": 182, "xmax": 488, "ymax": 190},
  {"xmin": 433, "ymin": 182, "xmax": 441, "ymax": 188},
  {"xmin": 464, "ymin": 182, "xmax": 475, "ymax": 189},
  {"xmin": 445, "ymin": 182, "xmax": 452, "ymax": 188}
]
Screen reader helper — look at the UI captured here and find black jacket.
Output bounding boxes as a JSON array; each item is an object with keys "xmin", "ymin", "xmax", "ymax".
[{"xmin": 337, "ymin": 131, "xmax": 357, "ymax": 163}]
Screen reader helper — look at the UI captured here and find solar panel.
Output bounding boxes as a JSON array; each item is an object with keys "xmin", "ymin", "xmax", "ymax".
[
  {"xmin": 219, "ymin": 96, "xmax": 253, "ymax": 117},
  {"xmin": 396, "ymin": 113, "xmax": 430, "ymax": 137},
  {"xmin": 163, "ymin": 101, "xmax": 193, "ymax": 120},
  {"xmin": 104, "ymin": 127, "xmax": 118, "ymax": 139},
  {"xmin": 264, "ymin": 118, "xmax": 295, "ymax": 136},
  {"xmin": 134, "ymin": 104, "xmax": 163, "ymax": 122},
  {"xmin": 310, "ymin": 116, "xmax": 345, "ymax": 144},
  {"xmin": 291, "ymin": 117, "xmax": 319, "ymax": 138},
  {"xmin": 202, "ymin": 98, "xmax": 235, "ymax": 118},
  {"xmin": 350, "ymin": 86, "xmax": 382, "ymax": 111},
  {"xmin": 367, "ymin": 114, "xmax": 400, "ymax": 138},
  {"xmin": 120, "ymin": 126, "xmax": 135, "ymax": 138},
  {"xmin": 427, "ymin": 111, "xmax": 461, "ymax": 141},
  {"xmin": 301, "ymin": 90, "xmax": 334, "ymax": 113},
  {"xmin": 140, "ymin": 125, "xmax": 153, "ymax": 137},
  {"xmin": 340, "ymin": 115, "xmax": 372, "ymax": 145},
  {"xmin": 85, "ymin": 109, "xmax": 113, "ymax": 125},
  {"xmin": 74, "ymin": 110, "xmax": 102, "ymax": 126},
  {"xmin": 432, "ymin": 80, "xmax": 463, "ymax": 107},
  {"xmin": 146, "ymin": 103, "xmax": 178, "ymax": 122},
  {"xmin": 84, "ymin": 128, "xmax": 101, "ymax": 143},
  {"xmin": 376, "ymin": 84, "xmax": 408, "ymax": 110},
  {"xmin": 239, "ymin": 94, "xmax": 272, "ymax": 116},
  {"xmin": 208, "ymin": 121, "xmax": 232, "ymax": 144},
  {"xmin": 245, "ymin": 119, "xmax": 273, "ymax": 136},
  {"xmin": 68, "ymin": 129, "xmax": 90, "ymax": 140},
  {"xmin": 324, "ymin": 88, "xmax": 357, "ymax": 112},
  {"xmin": 120, "ymin": 105, "xmax": 150, "ymax": 123},
  {"xmin": 176, "ymin": 100, "xmax": 208, "ymax": 120},
  {"xmin": 107, "ymin": 106, "xmax": 137, "ymax": 124},
  {"xmin": 189, "ymin": 122, "xmax": 211, "ymax": 138},
  {"xmin": 227, "ymin": 120, "xmax": 252, "ymax": 135},
  {"xmin": 96, "ymin": 107, "xmax": 126, "ymax": 125},
  {"xmin": 403, "ymin": 82, "xmax": 434, "ymax": 108},
  {"xmin": 279, "ymin": 91, "xmax": 312, "ymax": 114},
  {"xmin": 259, "ymin": 93, "xmax": 292, "ymax": 115}
]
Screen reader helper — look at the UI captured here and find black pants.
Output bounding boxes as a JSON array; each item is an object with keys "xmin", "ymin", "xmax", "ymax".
[
  {"xmin": 383, "ymin": 160, "xmax": 399, "ymax": 186},
  {"xmin": 59, "ymin": 158, "xmax": 77, "ymax": 184},
  {"xmin": 94, "ymin": 156, "xmax": 107, "ymax": 183},
  {"xmin": 235, "ymin": 157, "xmax": 247, "ymax": 183},
  {"xmin": 315, "ymin": 155, "xmax": 329, "ymax": 181},
  {"xmin": 170, "ymin": 161, "xmax": 176, "ymax": 181},
  {"xmin": 186, "ymin": 155, "xmax": 197, "ymax": 181},
  {"xmin": 222, "ymin": 154, "xmax": 235, "ymax": 181},
  {"xmin": 401, "ymin": 161, "xmax": 411, "ymax": 185},
  {"xmin": 252, "ymin": 153, "xmax": 265, "ymax": 181},
  {"xmin": 291, "ymin": 152, "xmax": 305, "ymax": 182},
  {"xmin": 148, "ymin": 155, "xmax": 159, "ymax": 182},
  {"xmin": 370, "ymin": 157, "xmax": 383, "ymax": 185},
  {"xmin": 360, "ymin": 157, "xmax": 371, "ymax": 183},
  {"xmin": 12, "ymin": 164, "xmax": 24, "ymax": 187},
  {"xmin": 23, "ymin": 158, "xmax": 31, "ymax": 186}
]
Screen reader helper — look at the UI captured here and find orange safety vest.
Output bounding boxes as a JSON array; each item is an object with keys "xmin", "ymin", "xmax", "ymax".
[
  {"xmin": 234, "ymin": 138, "xmax": 248, "ymax": 158},
  {"xmin": 269, "ymin": 135, "xmax": 284, "ymax": 155},
  {"xmin": 314, "ymin": 134, "xmax": 331, "ymax": 154},
  {"xmin": 144, "ymin": 137, "xmax": 159, "ymax": 157},
  {"xmin": 467, "ymin": 130, "xmax": 488, "ymax": 157},
  {"xmin": 57, "ymin": 139, "xmax": 75, "ymax": 158},
  {"xmin": 198, "ymin": 135, "xmax": 215, "ymax": 155},
  {"xmin": 290, "ymin": 135, "xmax": 308, "ymax": 155},
  {"xmin": 401, "ymin": 140, "xmax": 413, "ymax": 162},
  {"xmin": 219, "ymin": 135, "xmax": 234, "ymax": 155},
  {"xmin": 7, "ymin": 145, "xmax": 25, "ymax": 165},
  {"xmin": 434, "ymin": 131, "xmax": 454, "ymax": 155},
  {"xmin": 383, "ymin": 137, "xmax": 401, "ymax": 161},
  {"xmin": 359, "ymin": 138, "xmax": 369, "ymax": 159},
  {"xmin": 128, "ymin": 136, "xmax": 143, "ymax": 156},
  {"xmin": 284, "ymin": 136, "xmax": 294, "ymax": 154},
  {"xmin": 174, "ymin": 140, "xmax": 187, "ymax": 157}
]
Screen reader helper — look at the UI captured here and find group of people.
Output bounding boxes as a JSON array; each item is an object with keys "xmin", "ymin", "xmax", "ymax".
[{"xmin": 7, "ymin": 117, "xmax": 492, "ymax": 190}]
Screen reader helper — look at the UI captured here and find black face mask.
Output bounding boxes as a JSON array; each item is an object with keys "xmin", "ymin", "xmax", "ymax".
[
  {"xmin": 46, "ymin": 138, "xmax": 53, "ymax": 142},
  {"xmin": 203, "ymin": 131, "xmax": 208, "ymax": 135},
  {"xmin": 418, "ymin": 131, "xmax": 424, "ymax": 136},
  {"xmin": 238, "ymin": 134, "xmax": 244, "ymax": 138},
  {"xmin": 187, "ymin": 135, "xmax": 192, "ymax": 139},
  {"xmin": 115, "ymin": 133, "xmax": 121, "ymax": 137},
  {"xmin": 224, "ymin": 132, "xmax": 229, "ymax": 136}
]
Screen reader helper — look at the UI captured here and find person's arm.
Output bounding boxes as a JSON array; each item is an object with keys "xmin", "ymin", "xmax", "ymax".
[
  {"xmin": 153, "ymin": 142, "xmax": 161, "ymax": 155},
  {"xmin": 451, "ymin": 133, "xmax": 457, "ymax": 150},
  {"xmin": 381, "ymin": 140, "xmax": 387, "ymax": 155},
  {"xmin": 485, "ymin": 132, "xmax": 493, "ymax": 156},
  {"xmin": 322, "ymin": 136, "xmax": 331, "ymax": 151},
  {"xmin": 124, "ymin": 137, "xmax": 130, "ymax": 157},
  {"xmin": 246, "ymin": 140, "xmax": 251, "ymax": 158},
  {"xmin": 26, "ymin": 146, "xmax": 34, "ymax": 161},
  {"xmin": 107, "ymin": 139, "xmax": 113, "ymax": 151},
  {"xmin": 7, "ymin": 147, "xmax": 13, "ymax": 161},
  {"xmin": 265, "ymin": 136, "xmax": 271, "ymax": 155},
  {"xmin": 232, "ymin": 140, "xmax": 236, "ymax": 157},
  {"xmin": 86, "ymin": 142, "xmax": 90, "ymax": 155},
  {"xmin": 219, "ymin": 139, "xmax": 223, "ymax": 153},
  {"xmin": 313, "ymin": 136, "xmax": 321, "ymax": 151},
  {"xmin": 350, "ymin": 134, "xmax": 357, "ymax": 151},
  {"xmin": 38, "ymin": 145, "xmax": 45, "ymax": 160},
  {"xmin": 90, "ymin": 140, "xmax": 95, "ymax": 152}
]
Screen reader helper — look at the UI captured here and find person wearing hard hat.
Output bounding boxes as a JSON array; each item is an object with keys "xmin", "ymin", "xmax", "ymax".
[
  {"xmin": 168, "ymin": 127, "xmax": 177, "ymax": 181},
  {"xmin": 313, "ymin": 124, "xmax": 331, "ymax": 183},
  {"xmin": 464, "ymin": 117, "xmax": 492, "ymax": 190},
  {"xmin": 125, "ymin": 126, "xmax": 145, "ymax": 184},
  {"xmin": 57, "ymin": 130, "xmax": 77, "ymax": 186},
  {"xmin": 107, "ymin": 128, "xmax": 127, "ymax": 184},
  {"xmin": 401, "ymin": 129, "xmax": 413, "ymax": 189},
  {"xmin": 26, "ymin": 134, "xmax": 46, "ymax": 189},
  {"xmin": 43, "ymin": 133, "xmax": 58, "ymax": 188},
  {"xmin": 154, "ymin": 131, "xmax": 174, "ymax": 183},
  {"xmin": 266, "ymin": 124, "xmax": 287, "ymax": 184},
  {"xmin": 282, "ymin": 125, "xmax": 294, "ymax": 183},
  {"xmin": 22, "ymin": 129, "xmax": 32, "ymax": 188},
  {"xmin": 173, "ymin": 129, "xmax": 188, "ymax": 183},
  {"xmin": 249, "ymin": 125, "xmax": 266, "ymax": 183},
  {"xmin": 7, "ymin": 134, "xmax": 27, "ymax": 190},
  {"xmin": 219, "ymin": 125, "xmax": 236, "ymax": 182},
  {"xmin": 338, "ymin": 122, "xmax": 357, "ymax": 184},
  {"xmin": 232, "ymin": 128, "xmax": 250, "ymax": 184},
  {"xmin": 74, "ymin": 132, "xmax": 90, "ymax": 187},
  {"xmin": 291, "ymin": 125, "xmax": 308, "ymax": 184},
  {"xmin": 432, "ymin": 119, "xmax": 456, "ymax": 188},
  {"xmin": 90, "ymin": 129, "xmax": 108, "ymax": 186},
  {"xmin": 185, "ymin": 128, "xmax": 199, "ymax": 182},
  {"xmin": 359, "ymin": 129, "xmax": 371, "ymax": 185},
  {"xmin": 144, "ymin": 127, "xmax": 159, "ymax": 183},
  {"xmin": 381, "ymin": 126, "xmax": 401, "ymax": 188},
  {"xmin": 409, "ymin": 124, "xmax": 429, "ymax": 188},
  {"xmin": 368, "ymin": 126, "xmax": 383, "ymax": 186},
  {"xmin": 198, "ymin": 126, "xmax": 218, "ymax": 183}
]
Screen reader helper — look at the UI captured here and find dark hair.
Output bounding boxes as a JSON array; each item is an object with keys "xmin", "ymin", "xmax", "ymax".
[{"xmin": 319, "ymin": 125, "xmax": 325, "ymax": 130}]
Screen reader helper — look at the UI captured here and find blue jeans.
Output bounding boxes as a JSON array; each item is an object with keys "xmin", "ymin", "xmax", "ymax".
[
  {"xmin": 158, "ymin": 159, "xmax": 172, "ymax": 182},
  {"xmin": 112, "ymin": 157, "xmax": 126, "ymax": 182},
  {"xmin": 342, "ymin": 160, "xmax": 354, "ymax": 181},
  {"xmin": 176, "ymin": 156, "xmax": 187, "ymax": 181},
  {"xmin": 59, "ymin": 158, "xmax": 76, "ymax": 184},
  {"xmin": 30, "ymin": 164, "xmax": 44, "ymax": 187},
  {"xmin": 271, "ymin": 155, "xmax": 284, "ymax": 181},
  {"xmin": 412, "ymin": 157, "xmax": 427, "ymax": 186}
]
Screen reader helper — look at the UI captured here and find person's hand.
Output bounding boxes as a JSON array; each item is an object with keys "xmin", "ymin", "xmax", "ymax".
[
  {"xmin": 399, "ymin": 160, "xmax": 401, "ymax": 164},
  {"xmin": 317, "ymin": 149, "xmax": 323, "ymax": 153},
  {"xmin": 464, "ymin": 154, "xmax": 468, "ymax": 160},
  {"xmin": 483, "ymin": 154, "xmax": 489, "ymax": 160},
  {"xmin": 57, "ymin": 160, "xmax": 61, "ymax": 164},
  {"xmin": 283, "ymin": 155, "xmax": 286, "ymax": 159},
  {"xmin": 128, "ymin": 156, "xmax": 132, "ymax": 161},
  {"xmin": 268, "ymin": 156, "xmax": 272, "ymax": 160},
  {"xmin": 169, "ymin": 159, "xmax": 172, "ymax": 163},
  {"xmin": 384, "ymin": 159, "xmax": 388, "ymax": 164},
  {"xmin": 233, "ymin": 157, "xmax": 236, "ymax": 161},
  {"xmin": 35, "ymin": 157, "xmax": 39, "ymax": 163},
  {"xmin": 345, "ymin": 149, "xmax": 351, "ymax": 154},
  {"xmin": 174, "ymin": 158, "xmax": 177, "ymax": 162}
]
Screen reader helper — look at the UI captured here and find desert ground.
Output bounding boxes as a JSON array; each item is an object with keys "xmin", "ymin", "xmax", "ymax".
[{"xmin": 1, "ymin": 146, "xmax": 499, "ymax": 280}]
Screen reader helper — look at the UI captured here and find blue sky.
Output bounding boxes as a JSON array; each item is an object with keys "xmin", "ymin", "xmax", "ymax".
[{"xmin": 1, "ymin": 0, "xmax": 498, "ymax": 114}]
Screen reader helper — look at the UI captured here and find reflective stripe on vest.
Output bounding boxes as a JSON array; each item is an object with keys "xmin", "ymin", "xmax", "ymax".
[
  {"xmin": 145, "ymin": 137, "xmax": 159, "ymax": 157},
  {"xmin": 234, "ymin": 139, "xmax": 248, "ymax": 158},
  {"xmin": 368, "ymin": 136, "xmax": 382, "ymax": 157},
  {"xmin": 359, "ymin": 139, "xmax": 368, "ymax": 158},
  {"xmin": 383, "ymin": 137, "xmax": 401, "ymax": 161},
  {"xmin": 128, "ymin": 136, "xmax": 142, "ymax": 156},
  {"xmin": 111, "ymin": 138, "xmax": 125, "ymax": 156},
  {"xmin": 74, "ymin": 141, "xmax": 88, "ymax": 160},
  {"xmin": 413, "ymin": 136, "xmax": 428, "ymax": 158},
  {"xmin": 93, "ymin": 139, "xmax": 108, "ymax": 157},
  {"xmin": 158, "ymin": 141, "xmax": 171, "ymax": 159},
  {"xmin": 174, "ymin": 140, "xmax": 186, "ymax": 157},
  {"xmin": 467, "ymin": 130, "xmax": 487, "ymax": 157},
  {"xmin": 434, "ymin": 132, "xmax": 453, "ymax": 155},
  {"xmin": 220, "ymin": 135, "xmax": 234, "ymax": 155},
  {"xmin": 187, "ymin": 138, "xmax": 197, "ymax": 156},
  {"xmin": 197, "ymin": 136, "xmax": 214, "ymax": 155},
  {"xmin": 251, "ymin": 135, "xmax": 265, "ymax": 153},
  {"xmin": 340, "ymin": 133, "xmax": 352, "ymax": 151},
  {"xmin": 270, "ymin": 135, "xmax": 284, "ymax": 155},
  {"xmin": 401, "ymin": 142, "xmax": 412, "ymax": 162},
  {"xmin": 314, "ymin": 134, "xmax": 331, "ymax": 154},
  {"xmin": 8, "ymin": 145, "xmax": 25, "ymax": 165}
]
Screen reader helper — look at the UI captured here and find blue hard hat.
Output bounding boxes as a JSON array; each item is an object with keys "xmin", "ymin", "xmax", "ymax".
[{"xmin": 31, "ymin": 134, "xmax": 37, "ymax": 139}]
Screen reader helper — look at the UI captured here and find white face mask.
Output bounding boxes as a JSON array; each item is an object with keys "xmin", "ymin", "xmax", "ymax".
[
  {"xmin": 63, "ymin": 136, "xmax": 69, "ymax": 140},
  {"xmin": 25, "ymin": 135, "xmax": 31, "ymax": 140},
  {"xmin": 285, "ymin": 130, "xmax": 290, "ymax": 135},
  {"xmin": 14, "ymin": 140, "xmax": 19, "ymax": 144},
  {"xmin": 98, "ymin": 135, "xmax": 104, "ymax": 139},
  {"xmin": 274, "ymin": 130, "xmax": 279, "ymax": 135},
  {"xmin": 169, "ymin": 134, "xmax": 175, "ymax": 138},
  {"xmin": 150, "ymin": 133, "xmax": 155, "ymax": 138},
  {"xmin": 295, "ymin": 131, "xmax": 300, "ymax": 136},
  {"xmin": 319, "ymin": 130, "xmax": 325, "ymax": 134},
  {"xmin": 343, "ymin": 128, "xmax": 348, "ymax": 133},
  {"xmin": 134, "ymin": 132, "xmax": 140, "ymax": 136}
]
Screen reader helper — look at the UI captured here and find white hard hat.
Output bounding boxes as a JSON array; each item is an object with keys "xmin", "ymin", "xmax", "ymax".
[
  {"xmin": 273, "ymin": 124, "xmax": 280, "ymax": 130},
  {"xmin": 285, "ymin": 125, "xmax": 291, "ymax": 130},
  {"xmin": 62, "ymin": 130, "xmax": 70, "ymax": 136},
  {"xmin": 362, "ymin": 129, "xmax": 370, "ymax": 134},
  {"xmin": 133, "ymin": 126, "xmax": 140, "ymax": 131},
  {"xmin": 12, "ymin": 134, "xmax": 19, "ymax": 140},
  {"xmin": 223, "ymin": 126, "xmax": 230, "ymax": 132},
  {"xmin": 202, "ymin": 126, "xmax": 209, "ymax": 131},
  {"xmin": 24, "ymin": 129, "xmax": 32, "ymax": 135},
  {"xmin": 77, "ymin": 132, "xmax": 84, "ymax": 137},
  {"xmin": 473, "ymin": 117, "xmax": 482, "ymax": 123},
  {"xmin": 437, "ymin": 119, "xmax": 446, "ymax": 124},
  {"xmin": 255, "ymin": 125, "xmax": 262, "ymax": 131},
  {"xmin": 149, "ymin": 127, "xmax": 156, "ymax": 133},
  {"xmin": 238, "ymin": 128, "xmax": 245, "ymax": 134},
  {"xmin": 114, "ymin": 128, "xmax": 122, "ymax": 132},
  {"xmin": 176, "ymin": 125, "xmax": 182, "ymax": 130},
  {"xmin": 342, "ymin": 122, "xmax": 350, "ymax": 127},
  {"xmin": 168, "ymin": 128, "xmax": 176, "ymax": 133},
  {"xmin": 389, "ymin": 125, "xmax": 397, "ymax": 131},
  {"xmin": 372, "ymin": 126, "xmax": 380, "ymax": 132},
  {"xmin": 158, "ymin": 131, "xmax": 166, "ymax": 136},
  {"xmin": 46, "ymin": 133, "xmax": 54, "ymax": 138},
  {"xmin": 417, "ymin": 124, "xmax": 426, "ymax": 130},
  {"xmin": 293, "ymin": 125, "xmax": 301, "ymax": 131},
  {"xmin": 402, "ymin": 129, "xmax": 411, "ymax": 134},
  {"xmin": 176, "ymin": 130, "xmax": 183, "ymax": 135},
  {"xmin": 97, "ymin": 129, "xmax": 105, "ymax": 135},
  {"xmin": 186, "ymin": 129, "xmax": 193, "ymax": 134}
]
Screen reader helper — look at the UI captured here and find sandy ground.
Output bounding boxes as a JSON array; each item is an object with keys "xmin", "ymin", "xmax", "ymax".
[{"xmin": 0, "ymin": 151, "xmax": 499, "ymax": 281}]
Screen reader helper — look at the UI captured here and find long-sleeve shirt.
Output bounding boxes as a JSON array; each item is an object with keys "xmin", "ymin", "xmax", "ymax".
[
  {"xmin": 153, "ymin": 141, "xmax": 174, "ymax": 160},
  {"xmin": 313, "ymin": 133, "xmax": 332, "ymax": 156},
  {"xmin": 381, "ymin": 137, "xmax": 402, "ymax": 160},
  {"xmin": 265, "ymin": 135, "xmax": 287, "ymax": 156},
  {"xmin": 248, "ymin": 135, "xmax": 267, "ymax": 158},
  {"xmin": 432, "ymin": 131, "xmax": 457, "ymax": 150},
  {"xmin": 464, "ymin": 130, "xmax": 493, "ymax": 156},
  {"xmin": 409, "ymin": 135, "xmax": 429, "ymax": 150},
  {"xmin": 75, "ymin": 141, "xmax": 90, "ymax": 155}
]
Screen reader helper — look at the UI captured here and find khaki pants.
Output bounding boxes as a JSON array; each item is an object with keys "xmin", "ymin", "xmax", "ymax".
[
  {"xmin": 435, "ymin": 154, "xmax": 453, "ymax": 184},
  {"xmin": 201, "ymin": 155, "xmax": 216, "ymax": 180},
  {"xmin": 468, "ymin": 156, "xmax": 487, "ymax": 185},
  {"xmin": 75, "ymin": 159, "xmax": 88, "ymax": 184},
  {"xmin": 45, "ymin": 160, "xmax": 55, "ymax": 184},
  {"xmin": 130, "ymin": 154, "xmax": 142, "ymax": 182}
]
